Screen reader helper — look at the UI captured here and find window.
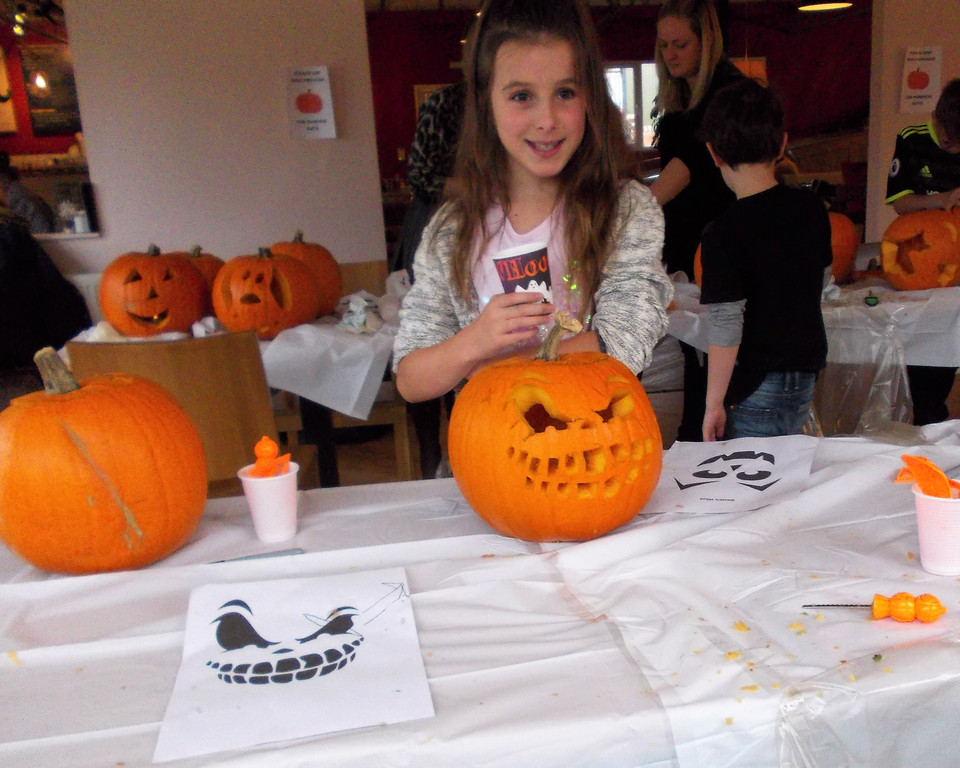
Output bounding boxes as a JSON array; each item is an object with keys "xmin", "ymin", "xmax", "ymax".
[{"xmin": 604, "ymin": 61, "xmax": 659, "ymax": 149}]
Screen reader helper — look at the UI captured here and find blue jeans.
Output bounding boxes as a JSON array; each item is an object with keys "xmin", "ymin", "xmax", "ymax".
[{"xmin": 725, "ymin": 371, "xmax": 817, "ymax": 439}]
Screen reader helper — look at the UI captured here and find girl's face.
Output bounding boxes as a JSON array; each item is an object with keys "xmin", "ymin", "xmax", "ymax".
[
  {"xmin": 657, "ymin": 15, "xmax": 702, "ymax": 83},
  {"xmin": 489, "ymin": 37, "xmax": 586, "ymax": 192}
]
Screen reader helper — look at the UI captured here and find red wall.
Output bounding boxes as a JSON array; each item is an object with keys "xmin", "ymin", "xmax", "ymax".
[
  {"xmin": 367, "ymin": 3, "xmax": 872, "ymax": 182},
  {"xmin": 0, "ymin": 24, "xmax": 76, "ymax": 156}
]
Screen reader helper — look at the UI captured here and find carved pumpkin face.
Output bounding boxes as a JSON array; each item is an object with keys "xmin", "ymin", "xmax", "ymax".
[
  {"xmin": 98, "ymin": 245, "xmax": 208, "ymax": 337},
  {"xmin": 212, "ymin": 249, "xmax": 321, "ymax": 340},
  {"xmin": 880, "ymin": 210, "xmax": 960, "ymax": 291},
  {"xmin": 448, "ymin": 351, "xmax": 663, "ymax": 541},
  {"xmin": 269, "ymin": 230, "xmax": 342, "ymax": 316}
]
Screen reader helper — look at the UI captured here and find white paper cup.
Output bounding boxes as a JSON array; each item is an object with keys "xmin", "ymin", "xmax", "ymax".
[
  {"xmin": 492, "ymin": 241, "xmax": 552, "ymax": 300},
  {"xmin": 238, "ymin": 462, "xmax": 300, "ymax": 543},
  {"xmin": 913, "ymin": 484, "xmax": 960, "ymax": 575}
]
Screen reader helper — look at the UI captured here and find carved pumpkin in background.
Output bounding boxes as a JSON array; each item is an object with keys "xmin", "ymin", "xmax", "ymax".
[
  {"xmin": 880, "ymin": 209, "xmax": 960, "ymax": 291},
  {"xmin": 98, "ymin": 244, "xmax": 208, "ymax": 336},
  {"xmin": 448, "ymin": 315, "xmax": 663, "ymax": 542},
  {"xmin": 0, "ymin": 348, "xmax": 207, "ymax": 575},
  {"xmin": 270, "ymin": 230, "xmax": 342, "ymax": 316},
  {"xmin": 828, "ymin": 211, "xmax": 859, "ymax": 284},
  {"xmin": 212, "ymin": 248, "xmax": 322, "ymax": 339}
]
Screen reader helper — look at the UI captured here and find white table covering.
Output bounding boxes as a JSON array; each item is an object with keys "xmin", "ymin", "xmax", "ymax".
[{"xmin": 4, "ymin": 424, "xmax": 960, "ymax": 767}]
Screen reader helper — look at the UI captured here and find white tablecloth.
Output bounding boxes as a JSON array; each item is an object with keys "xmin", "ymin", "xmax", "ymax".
[{"xmin": 4, "ymin": 423, "xmax": 960, "ymax": 767}]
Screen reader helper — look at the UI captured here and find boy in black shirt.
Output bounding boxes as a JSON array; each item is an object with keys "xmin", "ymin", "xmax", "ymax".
[{"xmin": 697, "ymin": 79, "xmax": 831, "ymax": 441}]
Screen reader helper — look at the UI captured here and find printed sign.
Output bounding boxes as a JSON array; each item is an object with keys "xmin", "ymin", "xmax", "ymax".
[
  {"xmin": 900, "ymin": 46, "xmax": 941, "ymax": 114},
  {"xmin": 287, "ymin": 65, "xmax": 336, "ymax": 139}
]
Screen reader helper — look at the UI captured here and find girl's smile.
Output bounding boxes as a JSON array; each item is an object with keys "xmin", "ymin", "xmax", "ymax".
[{"xmin": 490, "ymin": 38, "xmax": 586, "ymax": 193}]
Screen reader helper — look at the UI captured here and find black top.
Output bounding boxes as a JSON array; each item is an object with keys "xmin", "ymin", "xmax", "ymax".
[
  {"xmin": 700, "ymin": 184, "xmax": 831, "ymax": 405},
  {"xmin": 885, "ymin": 120, "xmax": 960, "ymax": 204},
  {"xmin": 656, "ymin": 58, "xmax": 745, "ymax": 279}
]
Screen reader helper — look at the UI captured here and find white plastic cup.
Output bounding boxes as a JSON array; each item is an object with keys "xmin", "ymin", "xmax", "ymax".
[
  {"xmin": 913, "ymin": 485, "xmax": 960, "ymax": 575},
  {"xmin": 492, "ymin": 241, "xmax": 552, "ymax": 299},
  {"xmin": 238, "ymin": 462, "xmax": 300, "ymax": 543}
]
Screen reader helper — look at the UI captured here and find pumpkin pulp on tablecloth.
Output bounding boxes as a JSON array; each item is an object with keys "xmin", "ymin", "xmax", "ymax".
[
  {"xmin": 212, "ymin": 247, "xmax": 322, "ymax": 340},
  {"xmin": 880, "ymin": 209, "xmax": 960, "ymax": 291},
  {"xmin": 270, "ymin": 230, "xmax": 342, "ymax": 316},
  {"xmin": 448, "ymin": 314, "xmax": 663, "ymax": 542},
  {"xmin": 0, "ymin": 348, "xmax": 207, "ymax": 575},
  {"xmin": 98, "ymin": 244, "xmax": 208, "ymax": 336}
]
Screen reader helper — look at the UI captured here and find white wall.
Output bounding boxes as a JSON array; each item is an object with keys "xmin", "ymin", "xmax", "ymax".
[
  {"xmin": 47, "ymin": 0, "xmax": 385, "ymax": 274},
  {"xmin": 865, "ymin": 0, "xmax": 960, "ymax": 242}
]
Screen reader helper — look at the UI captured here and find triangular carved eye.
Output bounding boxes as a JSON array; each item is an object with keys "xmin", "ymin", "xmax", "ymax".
[
  {"xmin": 124, "ymin": 269, "xmax": 142, "ymax": 284},
  {"xmin": 162, "ymin": 268, "xmax": 174, "ymax": 281}
]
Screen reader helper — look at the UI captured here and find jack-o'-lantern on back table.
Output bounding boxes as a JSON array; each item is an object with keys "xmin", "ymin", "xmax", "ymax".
[
  {"xmin": 880, "ymin": 209, "xmax": 960, "ymax": 291},
  {"xmin": 448, "ymin": 314, "xmax": 663, "ymax": 542},
  {"xmin": 98, "ymin": 245, "xmax": 208, "ymax": 337}
]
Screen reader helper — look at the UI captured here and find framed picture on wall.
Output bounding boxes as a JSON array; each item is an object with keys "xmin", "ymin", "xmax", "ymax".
[
  {"xmin": 413, "ymin": 84, "xmax": 448, "ymax": 119},
  {"xmin": 19, "ymin": 43, "xmax": 82, "ymax": 137}
]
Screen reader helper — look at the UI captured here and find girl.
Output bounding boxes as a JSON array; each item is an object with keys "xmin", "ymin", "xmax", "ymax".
[{"xmin": 394, "ymin": 0, "xmax": 672, "ymax": 404}]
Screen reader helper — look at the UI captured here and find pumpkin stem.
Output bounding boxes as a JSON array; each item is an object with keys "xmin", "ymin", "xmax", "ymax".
[
  {"xmin": 293, "ymin": 230, "xmax": 305, "ymax": 243},
  {"xmin": 189, "ymin": 245, "xmax": 203, "ymax": 257},
  {"xmin": 258, "ymin": 247, "xmax": 273, "ymax": 259},
  {"xmin": 146, "ymin": 243, "xmax": 161, "ymax": 256},
  {"xmin": 534, "ymin": 311, "xmax": 583, "ymax": 362},
  {"xmin": 33, "ymin": 347, "xmax": 80, "ymax": 395}
]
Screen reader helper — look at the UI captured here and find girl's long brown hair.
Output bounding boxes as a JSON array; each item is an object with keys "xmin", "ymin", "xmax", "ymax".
[{"xmin": 440, "ymin": 0, "xmax": 630, "ymax": 318}]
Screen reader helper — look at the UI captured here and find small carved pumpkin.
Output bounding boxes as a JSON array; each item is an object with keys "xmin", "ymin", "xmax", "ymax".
[
  {"xmin": 880, "ymin": 210, "xmax": 960, "ymax": 291},
  {"xmin": 828, "ymin": 212, "xmax": 859, "ymax": 283},
  {"xmin": 98, "ymin": 244, "xmax": 208, "ymax": 336},
  {"xmin": 212, "ymin": 248, "xmax": 322, "ymax": 340},
  {"xmin": 270, "ymin": 230, "xmax": 342, "ymax": 316},
  {"xmin": 0, "ymin": 348, "xmax": 207, "ymax": 574},
  {"xmin": 448, "ymin": 315, "xmax": 663, "ymax": 541}
]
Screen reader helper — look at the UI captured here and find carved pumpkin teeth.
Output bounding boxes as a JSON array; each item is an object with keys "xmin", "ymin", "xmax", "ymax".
[{"xmin": 127, "ymin": 309, "xmax": 169, "ymax": 325}]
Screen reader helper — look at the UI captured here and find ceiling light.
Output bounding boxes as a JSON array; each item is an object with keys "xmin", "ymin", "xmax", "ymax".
[{"xmin": 798, "ymin": 2, "xmax": 853, "ymax": 10}]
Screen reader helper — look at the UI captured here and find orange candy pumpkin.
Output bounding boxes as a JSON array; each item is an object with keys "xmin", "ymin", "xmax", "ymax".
[
  {"xmin": 270, "ymin": 230, "xmax": 342, "ymax": 316},
  {"xmin": 828, "ymin": 211, "xmax": 859, "ymax": 283},
  {"xmin": 448, "ymin": 315, "xmax": 663, "ymax": 541},
  {"xmin": 212, "ymin": 247, "xmax": 322, "ymax": 339},
  {"xmin": 98, "ymin": 244, "xmax": 208, "ymax": 336},
  {"xmin": 0, "ymin": 348, "xmax": 207, "ymax": 574},
  {"xmin": 880, "ymin": 210, "xmax": 960, "ymax": 291}
]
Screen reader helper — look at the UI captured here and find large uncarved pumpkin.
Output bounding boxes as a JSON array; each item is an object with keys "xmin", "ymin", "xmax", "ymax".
[
  {"xmin": 98, "ymin": 244, "xmax": 208, "ymax": 336},
  {"xmin": 448, "ymin": 316, "xmax": 662, "ymax": 541},
  {"xmin": 880, "ymin": 210, "xmax": 960, "ymax": 291},
  {"xmin": 828, "ymin": 212, "xmax": 859, "ymax": 283},
  {"xmin": 0, "ymin": 348, "xmax": 207, "ymax": 574}
]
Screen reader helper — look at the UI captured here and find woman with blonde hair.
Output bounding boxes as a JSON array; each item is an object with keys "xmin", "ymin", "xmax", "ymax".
[{"xmin": 649, "ymin": 0, "xmax": 745, "ymax": 441}]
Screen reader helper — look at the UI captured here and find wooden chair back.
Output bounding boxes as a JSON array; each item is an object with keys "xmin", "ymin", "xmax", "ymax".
[{"xmin": 66, "ymin": 331, "xmax": 277, "ymax": 488}]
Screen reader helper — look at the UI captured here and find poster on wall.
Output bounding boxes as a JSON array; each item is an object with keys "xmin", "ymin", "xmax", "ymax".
[
  {"xmin": 19, "ymin": 43, "xmax": 82, "ymax": 136},
  {"xmin": 287, "ymin": 65, "xmax": 336, "ymax": 140},
  {"xmin": 900, "ymin": 46, "xmax": 941, "ymax": 114},
  {"xmin": 0, "ymin": 49, "xmax": 17, "ymax": 133}
]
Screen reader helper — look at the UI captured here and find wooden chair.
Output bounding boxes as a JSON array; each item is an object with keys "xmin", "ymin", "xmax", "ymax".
[{"xmin": 66, "ymin": 331, "xmax": 319, "ymax": 497}]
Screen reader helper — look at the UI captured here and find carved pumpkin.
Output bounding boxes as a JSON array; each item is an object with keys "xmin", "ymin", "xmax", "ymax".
[
  {"xmin": 270, "ymin": 230, "xmax": 342, "ymax": 316},
  {"xmin": 828, "ymin": 212, "xmax": 859, "ymax": 283},
  {"xmin": 212, "ymin": 248, "xmax": 322, "ymax": 339},
  {"xmin": 880, "ymin": 210, "xmax": 960, "ymax": 291},
  {"xmin": 0, "ymin": 348, "xmax": 207, "ymax": 575},
  {"xmin": 448, "ymin": 315, "xmax": 663, "ymax": 541},
  {"xmin": 98, "ymin": 244, "xmax": 208, "ymax": 336}
]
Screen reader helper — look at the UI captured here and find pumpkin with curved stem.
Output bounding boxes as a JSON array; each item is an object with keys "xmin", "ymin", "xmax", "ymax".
[
  {"xmin": 270, "ymin": 230, "xmax": 342, "ymax": 316},
  {"xmin": 0, "ymin": 348, "xmax": 207, "ymax": 575},
  {"xmin": 98, "ymin": 244, "xmax": 208, "ymax": 336},
  {"xmin": 448, "ymin": 314, "xmax": 663, "ymax": 541},
  {"xmin": 880, "ymin": 210, "xmax": 960, "ymax": 291},
  {"xmin": 212, "ymin": 247, "xmax": 322, "ymax": 339},
  {"xmin": 828, "ymin": 211, "xmax": 859, "ymax": 283}
]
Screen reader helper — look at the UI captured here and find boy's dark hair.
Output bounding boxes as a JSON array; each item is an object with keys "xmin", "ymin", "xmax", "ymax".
[
  {"xmin": 697, "ymin": 78, "xmax": 785, "ymax": 167},
  {"xmin": 934, "ymin": 78, "xmax": 960, "ymax": 144}
]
